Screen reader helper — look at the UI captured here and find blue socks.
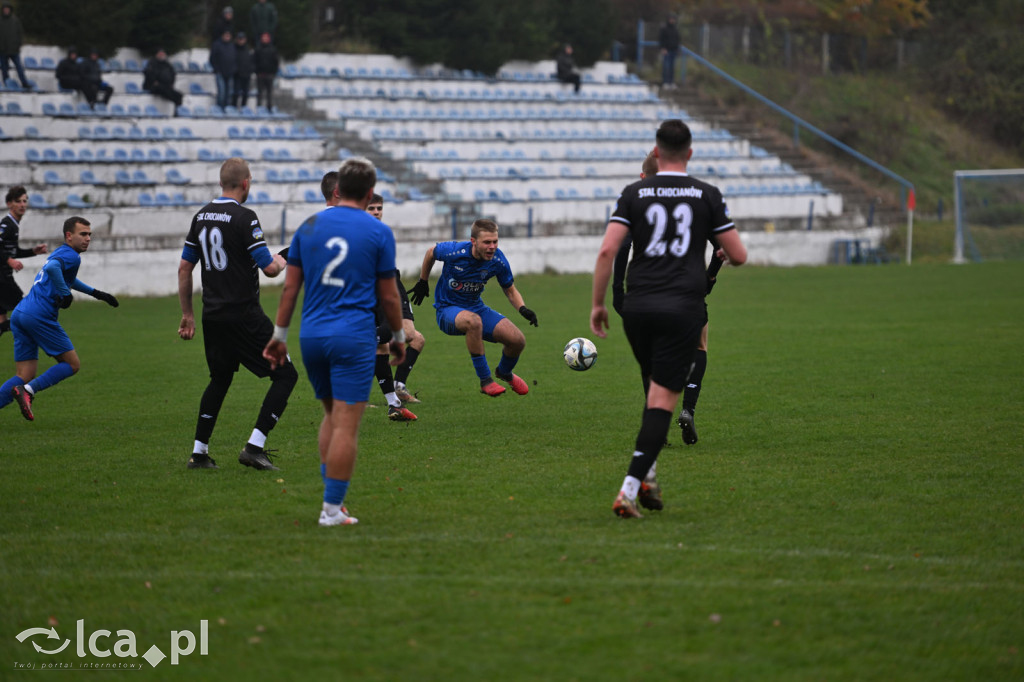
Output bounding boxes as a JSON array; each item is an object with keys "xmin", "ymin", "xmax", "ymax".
[
  {"xmin": 470, "ymin": 353, "xmax": 491, "ymax": 381},
  {"xmin": 495, "ymin": 353, "xmax": 519, "ymax": 378},
  {"xmin": 323, "ymin": 477, "xmax": 350, "ymax": 506},
  {"xmin": 0, "ymin": 376, "xmax": 26, "ymax": 409},
  {"xmin": 320, "ymin": 463, "xmax": 327, "ymax": 484},
  {"xmin": 29, "ymin": 362, "xmax": 75, "ymax": 393}
]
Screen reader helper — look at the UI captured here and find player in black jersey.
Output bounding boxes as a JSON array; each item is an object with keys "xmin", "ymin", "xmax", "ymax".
[
  {"xmin": 612, "ymin": 152, "xmax": 725, "ymax": 447},
  {"xmin": 1, "ymin": 186, "xmax": 48, "ymax": 338},
  {"xmin": 591, "ymin": 119, "xmax": 748, "ymax": 519},
  {"xmin": 178, "ymin": 158, "xmax": 297, "ymax": 471}
]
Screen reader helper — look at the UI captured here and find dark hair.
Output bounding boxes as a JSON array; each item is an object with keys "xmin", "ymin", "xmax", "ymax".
[
  {"xmin": 370, "ymin": 193, "xmax": 383, "ymax": 205},
  {"xmin": 655, "ymin": 119, "xmax": 692, "ymax": 161},
  {"xmin": 336, "ymin": 157, "xmax": 376, "ymax": 201},
  {"xmin": 5, "ymin": 185, "xmax": 27, "ymax": 204},
  {"xmin": 320, "ymin": 171, "xmax": 338, "ymax": 201},
  {"xmin": 62, "ymin": 216, "xmax": 90, "ymax": 236}
]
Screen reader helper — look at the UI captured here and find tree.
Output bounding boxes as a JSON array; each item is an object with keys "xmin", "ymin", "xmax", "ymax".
[
  {"xmin": 21, "ymin": 0, "xmax": 143, "ymax": 57},
  {"xmin": 126, "ymin": 0, "xmax": 201, "ymax": 56}
]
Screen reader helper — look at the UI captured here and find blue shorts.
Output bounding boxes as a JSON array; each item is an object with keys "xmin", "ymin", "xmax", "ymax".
[
  {"xmin": 300, "ymin": 334, "xmax": 376, "ymax": 403},
  {"xmin": 436, "ymin": 304, "xmax": 505, "ymax": 343},
  {"xmin": 10, "ymin": 309, "xmax": 73, "ymax": 362}
]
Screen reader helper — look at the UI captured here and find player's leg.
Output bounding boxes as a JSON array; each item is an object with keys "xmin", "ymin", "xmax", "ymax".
[
  {"xmin": 678, "ymin": 323, "xmax": 709, "ymax": 445},
  {"xmin": 237, "ymin": 315, "xmax": 298, "ymax": 470},
  {"xmin": 393, "ymin": 318, "xmax": 424, "ymax": 403},
  {"xmin": 440, "ymin": 306, "xmax": 502, "ymax": 395},
  {"xmin": 188, "ymin": 321, "xmax": 235, "ymax": 469},
  {"xmin": 315, "ymin": 331, "xmax": 375, "ymax": 526},
  {"xmin": 8, "ymin": 313, "xmax": 77, "ymax": 420},
  {"xmin": 615, "ymin": 312, "xmax": 702, "ymax": 518},
  {"xmin": 489, "ymin": 315, "xmax": 529, "ymax": 395}
]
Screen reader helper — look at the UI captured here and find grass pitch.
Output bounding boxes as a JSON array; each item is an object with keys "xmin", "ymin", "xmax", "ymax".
[{"xmin": 2, "ymin": 262, "xmax": 1022, "ymax": 680}]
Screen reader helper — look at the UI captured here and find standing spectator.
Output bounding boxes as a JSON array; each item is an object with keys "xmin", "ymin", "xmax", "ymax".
[
  {"xmin": 209, "ymin": 29, "xmax": 236, "ymax": 109},
  {"xmin": 250, "ymin": 0, "xmax": 278, "ymax": 41},
  {"xmin": 82, "ymin": 48, "xmax": 113, "ymax": 107},
  {"xmin": 178, "ymin": 158, "xmax": 296, "ymax": 471},
  {"xmin": 211, "ymin": 6, "xmax": 234, "ymax": 43},
  {"xmin": 555, "ymin": 44, "xmax": 581, "ymax": 94},
  {"xmin": 659, "ymin": 14, "xmax": 682, "ymax": 89},
  {"xmin": 142, "ymin": 48, "xmax": 183, "ymax": 110},
  {"xmin": 232, "ymin": 32, "xmax": 253, "ymax": 108},
  {"xmin": 0, "ymin": 216, "xmax": 119, "ymax": 422},
  {"xmin": 55, "ymin": 47, "xmax": 98, "ymax": 106},
  {"xmin": 253, "ymin": 32, "xmax": 279, "ymax": 110},
  {"xmin": 590, "ymin": 119, "xmax": 747, "ymax": 519},
  {"xmin": 263, "ymin": 157, "xmax": 406, "ymax": 527},
  {"xmin": 1, "ymin": 186, "xmax": 47, "ymax": 339},
  {"xmin": 0, "ymin": 2, "xmax": 30, "ymax": 90}
]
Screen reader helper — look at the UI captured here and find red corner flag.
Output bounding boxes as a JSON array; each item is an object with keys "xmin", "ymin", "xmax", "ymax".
[{"xmin": 907, "ymin": 189, "xmax": 916, "ymax": 211}]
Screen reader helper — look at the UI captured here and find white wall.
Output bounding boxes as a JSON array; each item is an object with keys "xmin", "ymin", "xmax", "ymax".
[{"xmin": 9, "ymin": 228, "xmax": 889, "ymax": 300}]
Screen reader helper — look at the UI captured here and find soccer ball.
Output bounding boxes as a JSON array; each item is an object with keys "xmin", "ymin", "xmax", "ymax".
[{"xmin": 563, "ymin": 337, "xmax": 598, "ymax": 371}]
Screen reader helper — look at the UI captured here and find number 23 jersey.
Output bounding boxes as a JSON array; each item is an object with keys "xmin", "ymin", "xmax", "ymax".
[{"xmin": 611, "ymin": 171, "xmax": 735, "ymax": 315}]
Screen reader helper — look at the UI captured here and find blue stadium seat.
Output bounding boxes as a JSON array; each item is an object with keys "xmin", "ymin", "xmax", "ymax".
[
  {"xmin": 44, "ymin": 170, "xmax": 67, "ymax": 185},
  {"xmin": 132, "ymin": 170, "xmax": 156, "ymax": 185},
  {"xmin": 42, "ymin": 102, "xmax": 58, "ymax": 117},
  {"xmin": 67, "ymin": 193, "xmax": 94, "ymax": 209},
  {"xmin": 138, "ymin": 192, "xmax": 155, "ymax": 206},
  {"xmin": 115, "ymin": 170, "xmax": 133, "ymax": 184},
  {"xmin": 125, "ymin": 82, "xmax": 141, "ymax": 94},
  {"xmin": 29, "ymin": 193, "xmax": 56, "ymax": 209},
  {"xmin": 304, "ymin": 189, "xmax": 320, "ymax": 203},
  {"xmin": 25, "ymin": 148, "xmax": 41, "ymax": 163},
  {"xmin": 80, "ymin": 170, "xmax": 101, "ymax": 184},
  {"xmin": 166, "ymin": 168, "xmax": 191, "ymax": 184}
]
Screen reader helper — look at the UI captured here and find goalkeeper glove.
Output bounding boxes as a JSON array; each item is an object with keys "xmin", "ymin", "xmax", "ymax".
[
  {"xmin": 518, "ymin": 305, "xmax": 538, "ymax": 327},
  {"xmin": 277, "ymin": 247, "xmax": 289, "ymax": 259},
  {"xmin": 409, "ymin": 279, "xmax": 429, "ymax": 306},
  {"xmin": 91, "ymin": 290, "xmax": 119, "ymax": 307}
]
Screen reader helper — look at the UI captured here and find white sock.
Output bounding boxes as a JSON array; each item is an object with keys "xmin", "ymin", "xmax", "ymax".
[
  {"xmin": 395, "ymin": 382, "xmax": 406, "ymax": 391},
  {"xmin": 248, "ymin": 429, "xmax": 267, "ymax": 449},
  {"xmin": 24, "ymin": 384, "xmax": 36, "ymax": 396},
  {"xmin": 620, "ymin": 476, "xmax": 641, "ymax": 501},
  {"xmin": 193, "ymin": 440, "xmax": 209, "ymax": 455},
  {"xmin": 322, "ymin": 502, "xmax": 341, "ymax": 515},
  {"xmin": 645, "ymin": 461, "xmax": 658, "ymax": 482},
  {"xmin": 385, "ymin": 392, "xmax": 401, "ymax": 408}
]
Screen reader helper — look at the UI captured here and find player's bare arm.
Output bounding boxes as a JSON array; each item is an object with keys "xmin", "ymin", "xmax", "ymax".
[
  {"xmin": 591, "ymin": 221, "xmax": 630, "ymax": 338},
  {"xmin": 716, "ymin": 230, "xmax": 747, "ymax": 266},
  {"xmin": 262, "ymin": 252, "xmax": 287, "ymax": 277},
  {"xmin": 263, "ymin": 264, "xmax": 304, "ymax": 369},
  {"xmin": 376, "ymin": 277, "xmax": 406, "ymax": 366},
  {"xmin": 503, "ymin": 283, "xmax": 538, "ymax": 327},
  {"xmin": 177, "ymin": 259, "xmax": 197, "ymax": 340}
]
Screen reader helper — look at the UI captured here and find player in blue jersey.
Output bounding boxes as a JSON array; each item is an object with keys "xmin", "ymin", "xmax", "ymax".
[
  {"xmin": 263, "ymin": 157, "xmax": 405, "ymax": 527},
  {"xmin": 591, "ymin": 119, "xmax": 747, "ymax": 519},
  {"xmin": 409, "ymin": 219, "xmax": 537, "ymax": 397},
  {"xmin": 178, "ymin": 157, "xmax": 295, "ymax": 471},
  {"xmin": 0, "ymin": 216, "xmax": 119, "ymax": 421}
]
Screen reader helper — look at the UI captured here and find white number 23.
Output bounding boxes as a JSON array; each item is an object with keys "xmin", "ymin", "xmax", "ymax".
[{"xmin": 643, "ymin": 203, "xmax": 693, "ymax": 258}]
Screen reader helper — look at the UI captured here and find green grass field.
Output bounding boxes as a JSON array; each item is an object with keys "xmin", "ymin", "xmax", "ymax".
[{"xmin": 2, "ymin": 263, "xmax": 1022, "ymax": 681}]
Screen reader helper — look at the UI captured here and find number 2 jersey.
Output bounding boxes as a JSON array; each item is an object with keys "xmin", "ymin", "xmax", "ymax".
[
  {"xmin": 182, "ymin": 197, "xmax": 275, "ymax": 320},
  {"xmin": 610, "ymin": 171, "xmax": 735, "ymax": 315}
]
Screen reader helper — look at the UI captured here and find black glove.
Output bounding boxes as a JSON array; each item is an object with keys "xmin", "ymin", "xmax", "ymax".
[
  {"xmin": 705, "ymin": 275, "xmax": 716, "ymax": 296},
  {"xmin": 58, "ymin": 294, "xmax": 73, "ymax": 309},
  {"xmin": 91, "ymin": 290, "xmax": 119, "ymax": 307},
  {"xmin": 611, "ymin": 288, "xmax": 624, "ymax": 315},
  {"xmin": 278, "ymin": 247, "xmax": 289, "ymax": 259},
  {"xmin": 705, "ymin": 254, "xmax": 723, "ymax": 297},
  {"xmin": 409, "ymin": 279, "xmax": 429, "ymax": 306},
  {"xmin": 518, "ymin": 305, "xmax": 538, "ymax": 327}
]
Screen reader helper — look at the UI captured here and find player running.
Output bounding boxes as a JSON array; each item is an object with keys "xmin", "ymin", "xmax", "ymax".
[
  {"xmin": 0, "ymin": 216, "xmax": 119, "ymax": 420},
  {"xmin": 591, "ymin": 119, "xmax": 747, "ymax": 519},
  {"xmin": 409, "ymin": 219, "xmax": 537, "ymax": 397}
]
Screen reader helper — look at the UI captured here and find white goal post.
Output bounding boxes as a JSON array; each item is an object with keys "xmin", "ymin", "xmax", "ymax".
[{"xmin": 953, "ymin": 169, "xmax": 1024, "ymax": 263}]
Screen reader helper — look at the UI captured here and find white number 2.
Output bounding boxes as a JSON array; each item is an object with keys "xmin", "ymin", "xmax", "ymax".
[
  {"xmin": 321, "ymin": 236, "xmax": 349, "ymax": 288},
  {"xmin": 643, "ymin": 203, "xmax": 693, "ymax": 258}
]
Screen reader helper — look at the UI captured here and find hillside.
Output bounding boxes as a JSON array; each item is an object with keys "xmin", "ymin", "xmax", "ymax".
[{"xmin": 652, "ymin": 60, "xmax": 1024, "ymax": 262}]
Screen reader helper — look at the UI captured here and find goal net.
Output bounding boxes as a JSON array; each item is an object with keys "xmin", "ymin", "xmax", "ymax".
[{"xmin": 954, "ymin": 169, "xmax": 1024, "ymax": 262}]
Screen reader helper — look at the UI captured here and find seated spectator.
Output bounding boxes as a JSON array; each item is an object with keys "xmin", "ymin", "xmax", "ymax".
[
  {"xmin": 142, "ymin": 48, "xmax": 183, "ymax": 110},
  {"xmin": 82, "ymin": 47, "xmax": 113, "ymax": 106},
  {"xmin": 55, "ymin": 47, "xmax": 99, "ymax": 105},
  {"xmin": 556, "ymin": 44, "xmax": 581, "ymax": 94}
]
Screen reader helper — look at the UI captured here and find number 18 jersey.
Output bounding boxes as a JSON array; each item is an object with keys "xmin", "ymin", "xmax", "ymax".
[{"xmin": 610, "ymin": 171, "xmax": 735, "ymax": 315}]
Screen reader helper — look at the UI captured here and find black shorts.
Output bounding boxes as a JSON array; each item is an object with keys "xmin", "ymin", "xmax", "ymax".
[
  {"xmin": 622, "ymin": 309, "xmax": 707, "ymax": 393},
  {"xmin": 0, "ymin": 276, "xmax": 24, "ymax": 315},
  {"xmin": 375, "ymin": 278, "xmax": 414, "ymax": 331},
  {"xmin": 202, "ymin": 313, "xmax": 289, "ymax": 379}
]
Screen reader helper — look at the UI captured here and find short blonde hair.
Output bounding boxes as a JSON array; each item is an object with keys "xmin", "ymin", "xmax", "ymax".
[
  {"xmin": 470, "ymin": 218, "xmax": 498, "ymax": 240},
  {"xmin": 220, "ymin": 157, "xmax": 250, "ymax": 190}
]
